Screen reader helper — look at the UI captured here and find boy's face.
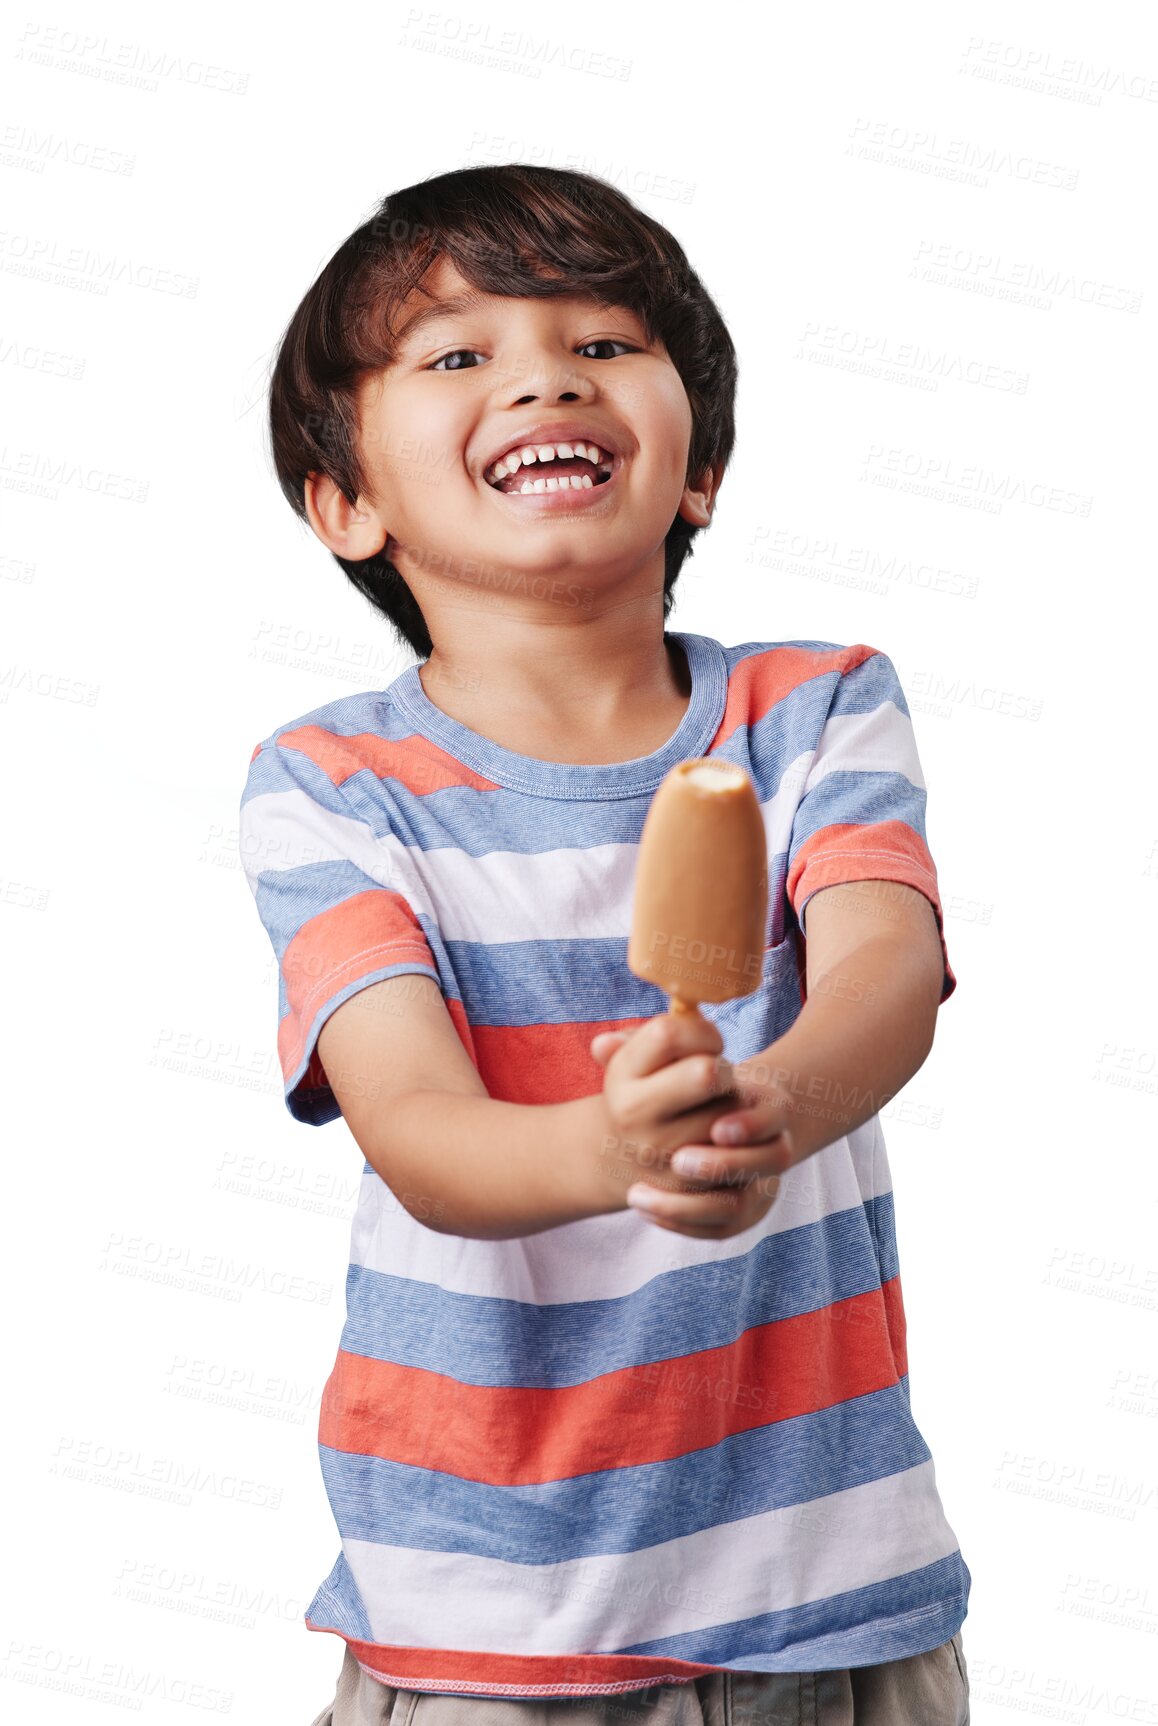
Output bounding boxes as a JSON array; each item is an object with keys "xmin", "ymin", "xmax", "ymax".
[{"xmin": 308, "ymin": 254, "xmax": 719, "ymax": 621}]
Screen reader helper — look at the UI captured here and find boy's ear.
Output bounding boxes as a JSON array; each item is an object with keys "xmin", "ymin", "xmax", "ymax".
[
  {"xmin": 678, "ymin": 460, "xmax": 725, "ymax": 528},
  {"xmin": 303, "ymin": 470, "xmax": 387, "ymax": 559}
]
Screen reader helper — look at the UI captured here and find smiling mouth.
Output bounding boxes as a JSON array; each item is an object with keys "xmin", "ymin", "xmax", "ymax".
[
  {"xmin": 483, "ymin": 447, "xmax": 619, "ymax": 495},
  {"xmin": 483, "ymin": 454, "xmax": 622, "ymax": 501}
]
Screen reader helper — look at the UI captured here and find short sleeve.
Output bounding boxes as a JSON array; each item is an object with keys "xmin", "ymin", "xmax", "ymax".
[
  {"xmin": 239, "ymin": 733, "xmax": 444, "ymax": 1124},
  {"xmin": 785, "ymin": 647, "xmax": 957, "ymax": 1004}
]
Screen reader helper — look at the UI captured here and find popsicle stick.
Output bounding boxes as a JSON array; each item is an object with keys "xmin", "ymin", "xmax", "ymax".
[{"xmin": 667, "ymin": 993, "xmax": 708, "ymax": 1025}]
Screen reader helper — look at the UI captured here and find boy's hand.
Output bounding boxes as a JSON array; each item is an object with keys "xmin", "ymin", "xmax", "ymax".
[{"xmin": 589, "ymin": 1015, "xmax": 794, "ymax": 1240}]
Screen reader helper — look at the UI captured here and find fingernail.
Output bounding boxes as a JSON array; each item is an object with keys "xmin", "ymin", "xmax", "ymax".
[
  {"xmin": 671, "ymin": 1152, "xmax": 707, "ymax": 1177},
  {"xmin": 627, "ymin": 1186, "xmax": 660, "ymax": 1211},
  {"xmin": 713, "ymin": 1121, "xmax": 746, "ymax": 1144}
]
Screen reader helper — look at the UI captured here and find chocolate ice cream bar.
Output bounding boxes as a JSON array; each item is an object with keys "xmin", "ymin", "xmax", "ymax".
[{"xmin": 628, "ymin": 758, "xmax": 768, "ymax": 1022}]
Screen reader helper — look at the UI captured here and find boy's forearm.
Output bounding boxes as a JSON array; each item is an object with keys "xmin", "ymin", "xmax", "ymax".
[
  {"xmin": 373, "ymin": 931, "xmax": 940, "ymax": 1234},
  {"xmin": 735, "ymin": 931, "xmax": 941, "ymax": 1163},
  {"xmin": 376, "ymin": 1089, "xmax": 624, "ymax": 1240}
]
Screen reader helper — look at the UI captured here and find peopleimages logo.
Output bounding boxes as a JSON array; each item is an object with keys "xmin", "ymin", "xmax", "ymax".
[
  {"xmin": 959, "ymin": 36, "xmax": 1158, "ymax": 103},
  {"xmin": 907, "ymin": 669, "xmax": 1043, "ymax": 722},
  {"xmin": 911, "ymin": 239, "xmax": 1142, "ymax": 312},
  {"xmin": 859, "ymin": 443, "xmax": 1093, "ymax": 516},
  {"xmin": 847, "ymin": 116, "xmax": 1080, "ymax": 189}
]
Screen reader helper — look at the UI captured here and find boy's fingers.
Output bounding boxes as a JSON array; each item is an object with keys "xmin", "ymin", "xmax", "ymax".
[
  {"xmin": 626, "ymin": 1180, "xmax": 749, "ymax": 1228},
  {"xmin": 627, "ymin": 1172, "xmax": 781, "ymax": 1235},
  {"xmin": 616, "ymin": 1011, "xmax": 723, "ymax": 1080}
]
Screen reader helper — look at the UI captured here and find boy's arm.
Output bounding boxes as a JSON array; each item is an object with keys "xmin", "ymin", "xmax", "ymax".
[
  {"xmin": 731, "ymin": 879, "xmax": 946, "ymax": 1166},
  {"xmin": 317, "ymin": 974, "xmax": 624, "ymax": 1240}
]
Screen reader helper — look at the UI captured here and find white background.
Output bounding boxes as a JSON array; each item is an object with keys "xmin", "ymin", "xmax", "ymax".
[{"xmin": 3, "ymin": 2, "xmax": 1157, "ymax": 1722}]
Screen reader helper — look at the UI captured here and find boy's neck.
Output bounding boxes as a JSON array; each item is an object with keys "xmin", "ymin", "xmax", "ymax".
[{"xmin": 417, "ymin": 630, "xmax": 693, "ymax": 767}]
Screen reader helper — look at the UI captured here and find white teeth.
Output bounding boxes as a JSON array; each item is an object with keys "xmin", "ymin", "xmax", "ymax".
[
  {"xmin": 485, "ymin": 438, "xmax": 612, "ymax": 486},
  {"xmin": 513, "ymin": 474, "xmax": 597, "ymax": 493}
]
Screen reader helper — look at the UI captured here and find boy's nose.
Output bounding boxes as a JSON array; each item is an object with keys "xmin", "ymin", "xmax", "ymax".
[{"xmin": 494, "ymin": 351, "xmax": 600, "ymax": 403}]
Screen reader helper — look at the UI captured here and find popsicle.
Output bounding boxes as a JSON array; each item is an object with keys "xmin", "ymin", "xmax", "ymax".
[{"xmin": 627, "ymin": 757, "xmax": 769, "ymax": 1027}]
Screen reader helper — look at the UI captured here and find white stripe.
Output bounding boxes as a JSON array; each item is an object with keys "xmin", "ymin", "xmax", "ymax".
[
  {"xmin": 804, "ymin": 701, "xmax": 925, "ymax": 796},
  {"xmin": 349, "ymin": 1117, "xmax": 892, "ymax": 1304},
  {"xmin": 240, "ymin": 755, "xmax": 815, "ymax": 945},
  {"xmin": 343, "ymin": 1458, "xmax": 960, "ymax": 1654},
  {"xmin": 242, "ymin": 710, "xmax": 918, "ymax": 937},
  {"xmin": 239, "ymin": 787, "xmax": 408, "ymax": 898}
]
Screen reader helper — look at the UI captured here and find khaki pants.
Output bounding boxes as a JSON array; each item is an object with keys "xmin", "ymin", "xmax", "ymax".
[{"xmin": 309, "ymin": 1634, "xmax": 969, "ymax": 1726}]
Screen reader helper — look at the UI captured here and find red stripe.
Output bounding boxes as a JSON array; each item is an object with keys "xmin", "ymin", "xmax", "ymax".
[
  {"xmin": 788, "ymin": 821, "xmax": 956, "ymax": 1000},
  {"xmin": 790, "ymin": 818, "xmax": 940, "ymax": 911},
  {"xmin": 882, "ymin": 1270, "xmax": 907, "ymax": 1379},
  {"xmin": 276, "ymin": 726, "xmax": 501, "ymax": 797},
  {"xmin": 471, "ymin": 1017, "xmax": 649, "ymax": 1104},
  {"xmin": 307, "ymin": 1619, "xmax": 737, "ymax": 1689},
  {"xmin": 278, "ymin": 890, "xmax": 437, "ymax": 1082},
  {"xmin": 710, "ymin": 643, "xmax": 879, "ymax": 750},
  {"xmin": 319, "ymin": 1276, "xmax": 908, "ymax": 1485}
]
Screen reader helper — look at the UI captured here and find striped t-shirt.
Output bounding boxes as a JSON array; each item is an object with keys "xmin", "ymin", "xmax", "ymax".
[{"xmin": 238, "ymin": 630, "xmax": 970, "ymax": 1697}]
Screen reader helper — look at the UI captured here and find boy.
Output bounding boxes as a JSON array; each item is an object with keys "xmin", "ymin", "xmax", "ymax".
[{"xmin": 239, "ymin": 164, "xmax": 971, "ymax": 1725}]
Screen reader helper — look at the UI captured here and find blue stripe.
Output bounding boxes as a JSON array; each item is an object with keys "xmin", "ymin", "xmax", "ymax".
[
  {"xmin": 834, "ymin": 648, "xmax": 911, "ymax": 719},
  {"xmin": 319, "ymin": 1378, "xmax": 931, "ymax": 1559},
  {"xmin": 251, "ymin": 858, "xmax": 422, "ymax": 969},
  {"xmin": 254, "ymin": 852, "xmax": 800, "ymax": 1025},
  {"xmin": 738, "ymin": 645, "xmax": 842, "ymax": 803},
  {"xmin": 281, "ymin": 917, "xmax": 804, "ymax": 1122},
  {"xmin": 338, "ymin": 1191, "xmax": 900, "ymax": 1381},
  {"xmin": 439, "ymin": 901, "xmax": 795, "ymax": 1021},
  {"xmin": 306, "ymin": 1551, "xmax": 373, "ymax": 1641},
  {"xmin": 789, "ymin": 768, "xmax": 929, "ymax": 857},
  {"xmin": 622, "ymin": 1551, "xmax": 969, "ymax": 1668},
  {"xmin": 787, "ymin": 655, "xmax": 931, "ymax": 869}
]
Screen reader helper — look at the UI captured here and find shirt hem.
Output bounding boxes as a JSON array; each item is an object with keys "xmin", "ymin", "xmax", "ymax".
[{"xmin": 305, "ymin": 1593, "xmax": 969, "ymax": 1695}]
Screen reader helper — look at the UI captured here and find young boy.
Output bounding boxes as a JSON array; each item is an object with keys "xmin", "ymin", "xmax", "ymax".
[{"xmin": 239, "ymin": 164, "xmax": 971, "ymax": 1725}]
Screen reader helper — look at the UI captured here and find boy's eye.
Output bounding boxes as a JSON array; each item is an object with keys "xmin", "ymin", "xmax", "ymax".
[
  {"xmin": 428, "ymin": 338, "xmax": 634, "ymax": 372},
  {"xmin": 428, "ymin": 349, "xmax": 485, "ymax": 372},
  {"xmin": 577, "ymin": 339, "xmax": 634, "ymax": 361}
]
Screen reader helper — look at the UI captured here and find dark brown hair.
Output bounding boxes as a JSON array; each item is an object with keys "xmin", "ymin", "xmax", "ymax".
[{"xmin": 266, "ymin": 164, "xmax": 738, "ymax": 661}]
